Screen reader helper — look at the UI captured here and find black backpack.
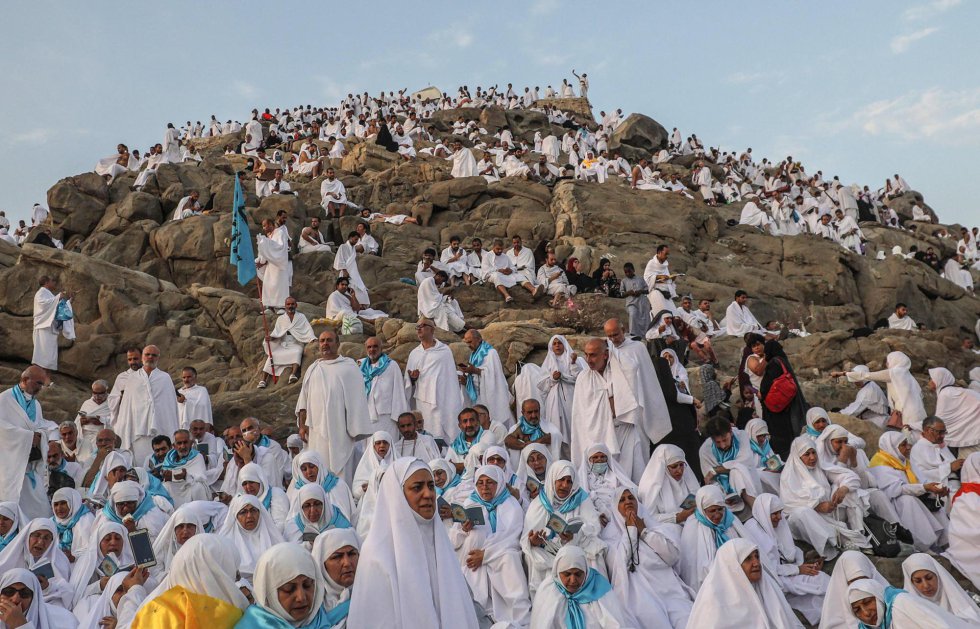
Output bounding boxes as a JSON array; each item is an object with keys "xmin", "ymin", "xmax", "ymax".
[{"xmin": 864, "ymin": 514, "xmax": 900, "ymax": 558}]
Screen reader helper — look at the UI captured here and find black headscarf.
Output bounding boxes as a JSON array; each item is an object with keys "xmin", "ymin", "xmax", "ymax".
[{"xmin": 375, "ymin": 123, "xmax": 398, "ymax": 152}]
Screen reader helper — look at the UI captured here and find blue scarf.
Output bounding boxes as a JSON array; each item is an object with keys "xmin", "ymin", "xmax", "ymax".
[
  {"xmin": 538, "ymin": 487, "xmax": 589, "ymax": 516},
  {"xmin": 749, "ymin": 437, "xmax": 775, "ymax": 467},
  {"xmin": 53, "ymin": 506, "xmax": 89, "ymax": 551},
  {"xmin": 12, "ymin": 386, "xmax": 37, "ymax": 422},
  {"xmin": 451, "ymin": 426, "xmax": 483, "ymax": 456},
  {"xmin": 858, "ymin": 587, "xmax": 904, "ymax": 629},
  {"xmin": 517, "ymin": 415, "xmax": 544, "ymax": 441},
  {"xmin": 0, "ymin": 527, "xmax": 19, "ymax": 553},
  {"xmin": 260, "ymin": 489, "xmax": 273, "ymax": 511},
  {"xmin": 321, "ymin": 600, "xmax": 351, "ymax": 628},
  {"xmin": 710, "ymin": 436, "xmax": 740, "ymax": 494},
  {"xmin": 293, "ymin": 506, "xmax": 351, "ymax": 536},
  {"xmin": 805, "ymin": 425, "xmax": 822, "ymax": 438},
  {"xmin": 293, "ymin": 472, "xmax": 340, "ymax": 494},
  {"xmin": 436, "ymin": 473, "xmax": 461, "ymax": 497},
  {"xmin": 255, "ymin": 434, "xmax": 273, "ymax": 448},
  {"xmin": 359, "ymin": 354, "xmax": 391, "ymax": 395},
  {"xmin": 237, "ymin": 601, "xmax": 336, "ymax": 629},
  {"xmin": 143, "ymin": 472, "xmax": 175, "ymax": 507},
  {"xmin": 102, "ymin": 496, "xmax": 155, "ymax": 525},
  {"xmin": 468, "ymin": 490, "xmax": 510, "ymax": 533},
  {"xmin": 557, "ymin": 568, "xmax": 613, "ymax": 629},
  {"xmin": 160, "ymin": 447, "xmax": 199, "ymax": 470},
  {"xmin": 694, "ymin": 507, "xmax": 735, "ymax": 548},
  {"xmin": 464, "ymin": 341, "xmax": 492, "ymax": 403}
]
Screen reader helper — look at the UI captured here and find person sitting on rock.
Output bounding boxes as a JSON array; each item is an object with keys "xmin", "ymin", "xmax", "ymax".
[
  {"xmin": 171, "ymin": 190, "xmax": 203, "ymax": 220},
  {"xmin": 887, "ymin": 302, "xmax": 917, "ymax": 330},
  {"xmin": 320, "ymin": 168, "xmax": 348, "ymax": 218},
  {"xmin": 417, "ymin": 270, "xmax": 465, "ymax": 333},
  {"xmin": 537, "ymin": 250, "xmax": 576, "ymax": 308},
  {"xmin": 481, "ymin": 238, "xmax": 521, "ymax": 304},
  {"xmin": 506, "ymin": 235, "xmax": 543, "ymax": 299},
  {"xmin": 298, "ymin": 217, "xmax": 331, "ymax": 254}
]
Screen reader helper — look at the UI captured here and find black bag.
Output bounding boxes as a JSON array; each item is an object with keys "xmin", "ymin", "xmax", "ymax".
[
  {"xmin": 864, "ymin": 514, "xmax": 900, "ymax": 558},
  {"xmin": 917, "ymin": 492, "xmax": 944, "ymax": 512}
]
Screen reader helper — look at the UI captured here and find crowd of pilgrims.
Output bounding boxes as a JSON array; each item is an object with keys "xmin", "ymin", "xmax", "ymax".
[{"xmin": 2, "ymin": 77, "xmax": 980, "ymax": 628}]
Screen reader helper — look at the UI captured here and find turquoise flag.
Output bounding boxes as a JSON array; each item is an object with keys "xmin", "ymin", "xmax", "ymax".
[{"xmin": 229, "ymin": 175, "xmax": 257, "ymax": 286}]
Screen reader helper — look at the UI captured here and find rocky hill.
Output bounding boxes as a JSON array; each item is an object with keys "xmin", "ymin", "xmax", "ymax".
[{"xmin": 2, "ymin": 101, "xmax": 977, "ymax": 435}]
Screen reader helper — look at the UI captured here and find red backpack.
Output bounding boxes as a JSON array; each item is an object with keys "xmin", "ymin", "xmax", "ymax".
[{"xmin": 763, "ymin": 358, "xmax": 798, "ymax": 413}]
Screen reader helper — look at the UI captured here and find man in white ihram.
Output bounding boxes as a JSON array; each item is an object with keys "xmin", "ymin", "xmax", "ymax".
[
  {"xmin": 417, "ymin": 269, "xmax": 466, "ymax": 333},
  {"xmin": 724, "ymin": 290, "xmax": 776, "ymax": 338},
  {"xmin": 176, "ymin": 366, "xmax": 212, "ymax": 430},
  {"xmin": 259, "ymin": 296, "xmax": 316, "ymax": 388},
  {"xmin": 447, "ymin": 141, "xmax": 477, "ymax": 178},
  {"xmin": 296, "ymin": 330, "xmax": 373, "ymax": 484},
  {"xmin": 32, "ymin": 275, "xmax": 74, "ymax": 371},
  {"xmin": 458, "ymin": 329, "xmax": 514, "ymax": 428},
  {"xmin": 113, "ymin": 345, "xmax": 180, "ymax": 464},
  {"xmin": 256, "ymin": 218, "xmax": 291, "ymax": 311},
  {"xmin": 404, "ymin": 317, "xmax": 465, "ymax": 440},
  {"xmin": 357, "ymin": 336, "xmax": 409, "ymax": 434},
  {"xmin": 0, "ymin": 367, "xmax": 58, "ymax": 518}
]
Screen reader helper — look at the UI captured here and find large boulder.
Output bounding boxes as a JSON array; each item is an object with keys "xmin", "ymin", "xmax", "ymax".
[{"xmin": 607, "ymin": 114, "xmax": 669, "ymax": 160}]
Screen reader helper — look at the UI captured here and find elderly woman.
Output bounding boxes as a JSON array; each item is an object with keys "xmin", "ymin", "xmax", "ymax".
[
  {"xmin": 0, "ymin": 519, "xmax": 72, "ymax": 610},
  {"xmin": 846, "ymin": 578, "xmax": 971, "ymax": 628},
  {"xmin": 346, "ymin": 457, "xmax": 478, "ymax": 628},
  {"xmin": 352, "ymin": 432, "xmax": 395, "ymax": 504},
  {"xmin": 834, "ymin": 351, "xmax": 927, "ymax": 431},
  {"xmin": 0, "ymin": 569, "xmax": 65, "ymax": 629},
  {"xmin": 605, "ymin": 486, "xmax": 692, "ymax": 629},
  {"xmin": 868, "ymin": 432, "xmax": 948, "ymax": 551},
  {"xmin": 576, "ymin": 443, "xmax": 635, "ymax": 532},
  {"xmin": 678, "ymin": 485, "xmax": 747, "ymax": 590},
  {"xmin": 820, "ymin": 550, "xmax": 889, "ymax": 629},
  {"xmin": 744, "ymin": 417, "xmax": 783, "ymax": 494},
  {"xmin": 522, "ymin": 460, "xmax": 606, "ymax": 596},
  {"xmin": 902, "ymin": 553, "xmax": 980, "ymax": 623},
  {"xmin": 151, "ymin": 504, "xmax": 206, "ymax": 573},
  {"xmin": 286, "ymin": 451, "xmax": 355, "ymax": 524},
  {"xmin": 687, "ymin": 539, "xmax": 802, "ymax": 629},
  {"xmin": 50, "ymin": 488, "xmax": 94, "ymax": 561},
  {"xmin": 219, "ymin": 495, "xmax": 285, "ymax": 580},
  {"xmin": 234, "ymin": 542, "xmax": 327, "ymax": 629},
  {"xmin": 0, "ymin": 503, "xmax": 27, "ymax": 554},
  {"xmin": 283, "ymin": 484, "xmax": 351, "ymax": 548},
  {"xmin": 237, "ymin": 463, "xmax": 290, "ymax": 531},
  {"xmin": 67, "ymin": 521, "xmax": 136, "ymax": 607},
  {"xmin": 448, "ymin": 464, "xmax": 530, "ymax": 627},
  {"xmin": 95, "ymin": 480, "xmax": 168, "ymax": 540},
  {"xmin": 514, "ymin": 444, "xmax": 553, "ymax": 505},
  {"xmin": 132, "ymin": 536, "xmax": 250, "ymax": 629},
  {"xmin": 76, "ymin": 568, "xmax": 148, "ymax": 629},
  {"xmin": 529, "ymin": 545, "xmax": 632, "ymax": 629},
  {"xmin": 637, "ymin": 444, "xmax": 699, "ymax": 525},
  {"xmin": 311, "ymin": 529, "xmax": 361, "ymax": 628}
]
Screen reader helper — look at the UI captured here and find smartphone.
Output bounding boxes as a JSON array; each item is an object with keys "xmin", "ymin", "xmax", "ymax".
[{"xmin": 128, "ymin": 528, "xmax": 157, "ymax": 568}]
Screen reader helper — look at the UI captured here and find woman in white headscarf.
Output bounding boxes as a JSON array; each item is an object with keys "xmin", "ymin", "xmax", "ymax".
[
  {"xmin": 947, "ymin": 452, "xmax": 980, "ymax": 591},
  {"xmin": 353, "ymin": 464, "xmax": 387, "ymax": 540},
  {"xmin": 687, "ymin": 539, "xmax": 802, "ymax": 629},
  {"xmin": 605, "ymin": 486, "xmax": 691, "ymax": 629},
  {"xmin": 529, "ymin": 545, "xmax": 633, "ymax": 629},
  {"xmin": 840, "ymin": 365, "xmax": 891, "ymax": 429},
  {"xmin": 448, "ymin": 464, "xmax": 530, "ymax": 627},
  {"xmin": 346, "ymin": 457, "xmax": 479, "ymax": 629},
  {"xmin": 218, "ymin": 494, "xmax": 285, "ymax": 580},
  {"xmin": 351, "ymin": 431, "xmax": 394, "ymax": 504},
  {"xmin": 151, "ymin": 503, "xmax": 208, "ymax": 573},
  {"xmin": 234, "ymin": 542, "xmax": 327, "ymax": 629},
  {"xmin": 311, "ymin": 529, "xmax": 361, "ymax": 629},
  {"xmin": 839, "ymin": 351, "xmax": 927, "ymax": 430},
  {"xmin": 778, "ymin": 436, "xmax": 868, "ymax": 559},
  {"xmin": 744, "ymin": 418, "xmax": 783, "ymax": 494},
  {"xmin": 68, "ymin": 521, "xmax": 136, "ymax": 607},
  {"xmin": 286, "ymin": 450, "xmax": 355, "ymax": 523},
  {"xmin": 95, "ymin": 480, "xmax": 169, "ymax": 540},
  {"xmin": 0, "ymin": 569, "xmax": 57, "ymax": 629},
  {"xmin": 637, "ymin": 444, "xmax": 699, "ymax": 525},
  {"xmin": 536, "ymin": 335, "xmax": 587, "ymax": 446},
  {"xmin": 483, "ymin": 445, "xmax": 518, "ymax": 488},
  {"xmin": 846, "ymin": 578, "xmax": 972, "ymax": 629},
  {"xmin": 50, "ymin": 488, "xmax": 94, "ymax": 561},
  {"xmin": 283, "ymin": 483, "xmax": 352, "ymax": 548},
  {"xmin": 237, "ymin": 463, "xmax": 290, "ymax": 531},
  {"xmin": 522, "ymin": 460, "xmax": 606, "ymax": 597},
  {"xmin": 744, "ymin": 493, "xmax": 829, "ymax": 625},
  {"xmin": 576, "ymin": 444, "xmax": 635, "ymax": 539},
  {"xmin": 76, "ymin": 568, "xmax": 147, "ymax": 629},
  {"xmin": 902, "ymin": 553, "xmax": 980, "ymax": 623},
  {"xmin": 430, "ymin": 457, "xmax": 467, "ymax": 504},
  {"xmin": 85, "ymin": 451, "xmax": 130, "ymax": 505},
  {"xmin": 659, "ymin": 349, "xmax": 689, "ymax": 393},
  {"xmin": 819, "ymin": 550, "xmax": 889, "ymax": 629},
  {"xmin": 133, "ymin": 535, "xmax": 250, "ymax": 629},
  {"xmin": 868, "ymin": 432, "xmax": 948, "ymax": 552},
  {"xmin": 514, "ymin": 444, "xmax": 553, "ymax": 506},
  {"xmin": 0, "ymin": 519, "xmax": 72, "ymax": 610},
  {"xmin": 0, "ymin": 503, "xmax": 27, "ymax": 554},
  {"xmin": 814, "ymin": 423, "xmax": 894, "ymax": 526},
  {"xmin": 929, "ymin": 367, "xmax": 980, "ymax": 457},
  {"xmin": 678, "ymin": 485, "xmax": 747, "ymax": 590}
]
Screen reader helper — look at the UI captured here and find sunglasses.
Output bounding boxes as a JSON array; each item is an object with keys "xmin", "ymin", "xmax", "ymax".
[{"xmin": 1, "ymin": 586, "xmax": 34, "ymax": 599}]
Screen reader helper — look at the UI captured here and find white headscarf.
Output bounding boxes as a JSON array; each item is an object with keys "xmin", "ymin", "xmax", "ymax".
[
  {"xmin": 748, "ymin": 493, "xmax": 800, "ymax": 564},
  {"xmin": 969, "ymin": 367, "xmax": 980, "ymax": 393},
  {"xmin": 238, "ymin": 462, "xmax": 275, "ymax": 504},
  {"xmin": 352, "ymin": 431, "xmax": 394, "ymax": 495},
  {"xmin": 346, "ymin": 457, "xmax": 479, "ymax": 628},
  {"xmin": 819, "ymin": 551, "xmax": 888, "ymax": 629},
  {"xmin": 68, "ymin": 520, "xmax": 134, "ymax": 607},
  {"xmin": 218, "ymin": 494, "xmax": 285, "ymax": 577},
  {"xmin": 514, "ymin": 443, "xmax": 552, "ymax": 494},
  {"xmin": 311, "ymin": 528, "xmax": 361, "ymax": 609},
  {"xmin": 50, "ymin": 487, "xmax": 85, "ymax": 528},
  {"xmin": 0, "ymin": 502, "xmax": 27, "ymax": 545},
  {"xmin": 483, "ymin": 445, "xmax": 516, "ymax": 482},
  {"xmin": 884, "ymin": 352, "xmax": 926, "ymax": 428},
  {"xmin": 76, "ymin": 570, "xmax": 128, "ymax": 629},
  {"xmin": 0, "ymin": 518, "xmax": 71, "ymax": 582},
  {"xmin": 577, "ymin": 442, "xmax": 635, "ymax": 495},
  {"xmin": 139, "ymin": 535, "xmax": 249, "ymax": 612},
  {"xmin": 902, "ymin": 553, "xmax": 980, "ymax": 622},
  {"xmin": 930, "ymin": 367, "xmax": 980, "ymax": 447},
  {"xmin": 678, "ymin": 485, "xmax": 746, "ymax": 590},
  {"xmin": 660, "ymin": 349, "xmax": 688, "ymax": 386},
  {"xmin": 540, "ymin": 334, "xmax": 581, "ymax": 378},
  {"xmin": 151, "ymin": 504, "xmax": 205, "ymax": 570},
  {"xmin": 638, "ymin": 444, "xmax": 699, "ymax": 520},
  {"xmin": 779, "ymin": 436, "xmax": 831, "ymax": 509},
  {"xmin": 847, "ymin": 365, "xmax": 890, "ymax": 416},
  {"xmin": 88, "ymin": 451, "xmax": 129, "ymax": 500},
  {"xmin": 686, "ymin": 538, "xmax": 802, "ymax": 629},
  {"xmin": 253, "ymin": 542, "xmax": 325, "ymax": 627},
  {"xmin": 0, "ymin": 569, "xmax": 52, "ymax": 629}
]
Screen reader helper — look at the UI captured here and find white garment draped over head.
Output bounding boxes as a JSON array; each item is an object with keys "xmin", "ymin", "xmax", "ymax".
[
  {"xmin": 902, "ymin": 553, "xmax": 980, "ymax": 622},
  {"xmin": 929, "ymin": 367, "xmax": 980, "ymax": 448},
  {"xmin": 311, "ymin": 528, "xmax": 361, "ymax": 611},
  {"xmin": 0, "ymin": 518, "xmax": 71, "ymax": 582},
  {"xmin": 846, "ymin": 578, "xmax": 973, "ymax": 629},
  {"xmin": 346, "ymin": 457, "xmax": 479, "ymax": 629},
  {"xmin": 528, "ymin": 545, "xmax": 632, "ymax": 629},
  {"xmin": 638, "ymin": 444, "xmax": 700, "ymax": 523},
  {"xmin": 68, "ymin": 520, "xmax": 135, "ymax": 607},
  {"xmin": 819, "ymin": 551, "xmax": 889, "ymax": 629},
  {"xmin": 253, "ymin": 542, "xmax": 326, "ymax": 627},
  {"xmin": 678, "ymin": 485, "xmax": 746, "ymax": 590},
  {"xmin": 848, "ymin": 351, "xmax": 926, "ymax": 430},
  {"xmin": 218, "ymin": 493, "xmax": 285, "ymax": 578},
  {"xmin": 0, "ymin": 569, "xmax": 52, "ymax": 629}
]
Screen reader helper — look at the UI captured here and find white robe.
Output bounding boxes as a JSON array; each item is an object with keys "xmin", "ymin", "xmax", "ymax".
[
  {"xmin": 263, "ymin": 312, "xmax": 316, "ymax": 376},
  {"xmin": 482, "ymin": 252, "xmax": 519, "ymax": 288},
  {"xmin": 610, "ymin": 339, "xmax": 672, "ymax": 446},
  {"xmin": 417, "ymin": 277, "xmax": 465, "ymax": 333},
  {"xmin": 176, "ymin": 384, "xmax": 212, "ymax": 430},
  {"xmin": 448, "ymin": 148, "xmax": 478, "ymax": 178},
  {"xmin": 0, "ymin": 388, "xmax": 56, "ymax": 518},
  {"xmin": 320, "ymin": 178, "xmax": 349, "ymax": 208},
  {"xmin": 32, "ymin": 287, "xmax": 72, "ymax": 370},
  {"xmin": 333, "ymin": 242, "xmax": 371, "ymax": 305},
  {"xmin": 256, "ymin": 233, "xmax": 291, "ymax": 309},
  {"xmin": 113, "ymin": 368, "xmax": 180, "ymax": 463},
  {"xmin": 461, "ymin": 346, "xmax": 514, "ymax": 428},
  {"xmin": 506, "ymin": 246, "xmax": 537, "ymax": 285},
  {"xmin": 162, "ymin": 452, "xmax": 211, "ymax": 507},
  {"xmin": 723, "ymin": 301, "xmax": 764, "ymax": 336},
  {"xmin": 404, "ymin": 340, "xmax": 465, "ymax": 440},
  {"xmin": 888, "ymin": 313, "xmax": 918, "ymax": 330},
  {"xmin": 358, "ymin": 356, "xmax": 409, "ymax": 429},
  {"xmin": 931, "ymin": 368, "xmax": 980, "ymax": 448},
  {"xmin": 295, "ymin": 357, "xmax": 373, "ymax": 484}
]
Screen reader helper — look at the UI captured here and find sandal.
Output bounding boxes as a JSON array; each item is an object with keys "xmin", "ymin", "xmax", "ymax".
[
  {"xmin": 288, "ymin": 375, "xmax": 299, "ymax": 384},
  {"xmin": 257, "ymin": 380, "xmax": 268, "ymax": 389},
  {"xmin": 504, "ymin": 296, "xmax": 514, "ymax": 304}
]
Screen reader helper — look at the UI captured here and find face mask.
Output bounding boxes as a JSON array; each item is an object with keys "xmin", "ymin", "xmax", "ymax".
[{"xmin": 590, "ymin": 462, "xmax": 608, "ymax": 475}]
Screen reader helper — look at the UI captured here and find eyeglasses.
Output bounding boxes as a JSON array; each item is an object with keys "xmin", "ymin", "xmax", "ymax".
[{"xmin": 1, "ymin": 586, "xmax": 34, "ymax": 599}]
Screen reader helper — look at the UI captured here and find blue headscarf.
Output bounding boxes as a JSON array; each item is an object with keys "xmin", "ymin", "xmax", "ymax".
[
  {"xmin": 360, "ymin": 354, "xmax": 391, "ymax": 395},
  {"xmin": 749, "ymin": 436, "xmax": 775, "ymax": 465},
  {"xmin": 517, "ymin": 415, "xmax": 544, "ymax": 441},
  {"xmin": 52, "ymin": 498, "xmax": 89, "ymax": 552},
  {"xmin": 853, "ymin": 581, "xmax": 904, "ymax": 629},
  {"xmin": 553, "ymin": 549, "xmax": 613, "ymax": 629},
  {"xmin": 710, "ymin": 432, "xmax": 740, "ymax": 494},
  {"xmin": 139, "ymin": 469, "xmax": 174, "ymax": 507},
  {"xmin": 436, "ymin": 470, "xmax": 461, "ymax": 497},
  {"xmin": 539, "ymin": 462, "xmax": 589, "ymax": 516},
  {"xmin": 293, "ymin": 505, "xmax": 351, "ymax": 537},
  {"xmin": 464, "ymin": 341, "xmax": 493, "ymax": 403},
  {"xmin": 102, "ymin": 485, "xmax": 156, "ymax": 525},
  {"xmin": 321, "ymin": 600, "xmax": 351, "ymax": 627},
  {"xmin": 237, "ymin": 601, "xmax": 335, "ymax": 629},
  {"xmin": 11, "ymin": 385, "xmax": 37, "ymax": 422}
]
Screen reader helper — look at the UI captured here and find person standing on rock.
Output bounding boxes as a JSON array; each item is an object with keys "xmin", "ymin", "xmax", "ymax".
[
  {"xmin": 113, "ymin": 345, "xmax": 179, "ymax": 464},
  {"xmin": 296, "ymin": 330, "xmax": 372, "ymax": 484},
  {"xmin": 259, "ymin": 296, "xmax": 315, "ymax": 388},
  {"xmin": 255, "ymin": 218, "xmax": 291, "ymax": 312},
  {"xmin": 31, "ymin": 275, "xmax": 73, "ymax": 372},
  {"xmin": 458, "ymin": 329, "xmax": 514, "ymax": 428},
  {"xmin": 0, "ymin": 366, "xmax": 58, "ymax": 518},
  {"xmin": 107, "ymin": 347, "xmax": 142, "ymax": 422},
  {"xmin": 572, "ymin": 69, "xmax": 588, "ymax": 98},
  {"xmin": 358, "ymin": 336, "xmax": 409, "ymax": 434},
  {"xmin": 404, "ymin": 317, "xmax": 465, "ymax": 441},
  {"xmin": 176, "ymin": 366, "xmax": 212, "ymax": 430}
]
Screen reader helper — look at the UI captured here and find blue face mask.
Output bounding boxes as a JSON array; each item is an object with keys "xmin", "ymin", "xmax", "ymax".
[{"xmin": 590, "ymin": 462, "xmax": 608, "ymax": 475}]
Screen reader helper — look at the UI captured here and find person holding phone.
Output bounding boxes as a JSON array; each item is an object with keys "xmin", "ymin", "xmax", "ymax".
[{"xmin": 159, "ymin": 430, "xmax": 211, "ymax": 507}]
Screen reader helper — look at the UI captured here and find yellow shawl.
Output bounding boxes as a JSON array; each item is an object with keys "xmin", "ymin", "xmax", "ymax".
[
  {"xmin": 131, "ymin": 586, "xmax": 243, "ymax": 629},
  {"xmin": 869, "ymin": 450, "xmax": 918, "ymax": 484}
]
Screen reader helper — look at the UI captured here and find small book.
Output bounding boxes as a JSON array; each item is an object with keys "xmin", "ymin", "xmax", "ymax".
[
  {"xmin": 195, "ymin": 442, "xmax": 210, "ymax": 457},
  {"xmin": 525, "ymin": 477, "xmax": 542, "ymax": 494},
  {"xmin": 437, "ymin": 496, "xmax": 450, "ymax": 512},
  {"xmin": 764, "ymin": 454, "xmax": 784, "ymax": 472},
  {"xmin": 546, "ymin": 514, "xmax": 583, "ymax": 536},
  {"xmin": 99, "ymin": 553, "xmax": 119, "ymax": 577},
  {"xmin": 679, "ymin": 493, "xmax": 696, "ymax": 510},
  {"xmin": 301, "ymin": 531, "xmax": 318, "ymax": 543},
  {"xmin": 434, "ymin": 438, "xmax": 448, "ymax": 450},
  {"xmin": 450, "ymin": 503, "xmax": 486, "ymax": 526},
  {"xmin": 30, "ymin": 561, "xmax": 54, "ymax": 580}
]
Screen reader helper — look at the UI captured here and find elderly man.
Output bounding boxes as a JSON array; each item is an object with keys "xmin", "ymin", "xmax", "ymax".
[
  {"xmin": 504, "ymin": 398, "xmax": 562, "ymax": 463},
  {"xmin": 259, "ymin": 296, "xmax": 315, "ymax": 388},
  {"xmin": 32, "ymin": 276, "xmax": 73, "ymax": 371},
  {"xmin": 570, "ymin": 338, "xmax": 648, "ymax": 481},
  {"xmin": 189, "ymin": 419, "xmax": 225, "ymax": 488},
  {"xmin": 445, "ymin": 407, "xmax": 484, "ymax": 473},
  {"xmin": 47, "ymin": 440, "xmax": 83, "ymax": 492},
  {"xmin": 160, "ymin": 429, "xmax": 212, "ymax": 506},
  {"xmin": 113, "ymin": 345, "xmax": 180, "ymax": 464},
  {"xmin": 296, "ymin": 330, "xmax": 373, "ymax": 484},
  {"xmin": 59, "ymin": 420, "xmax": 95, "ymax": 468},
  {"xmin": 910, "ymin": 416, "xmax": 964, "ymax": 494},
  {"xmin": 459, "ymin": 329, "xmax": 514, "ymax": 428},
  {"xmin": 357, "ymin": 336, "xmax": 409, "ymax": 433},
  {"xmin": 240, "ymin": 416, "xmax": 290, "ymax": 489},
  {"xmin": 0, "ymin": 366, "xmax": 58, "ymax": 517},
  {"xmin": 404, "ymin": 317, "xmax": 465, "ymax": 440},
  {"xmin": 73, "ymin": 379, "xmax": 110, "ymax": 455},
  {"xmin": 417, "ymin": 270, "xmax": 466, "ymax": 333},
  {"xmin": 176, "ymin": 366, "xmax": 212, "ymax": 430},
  {"xmin": 81, "ymin": 427, "xmax": 130, "ymax": 489}
]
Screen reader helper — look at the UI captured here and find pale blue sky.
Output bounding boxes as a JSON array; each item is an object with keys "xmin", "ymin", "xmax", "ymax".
[{"xmin": 1, "ymin": 0, "xmax": 977, "ymax": 226}]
